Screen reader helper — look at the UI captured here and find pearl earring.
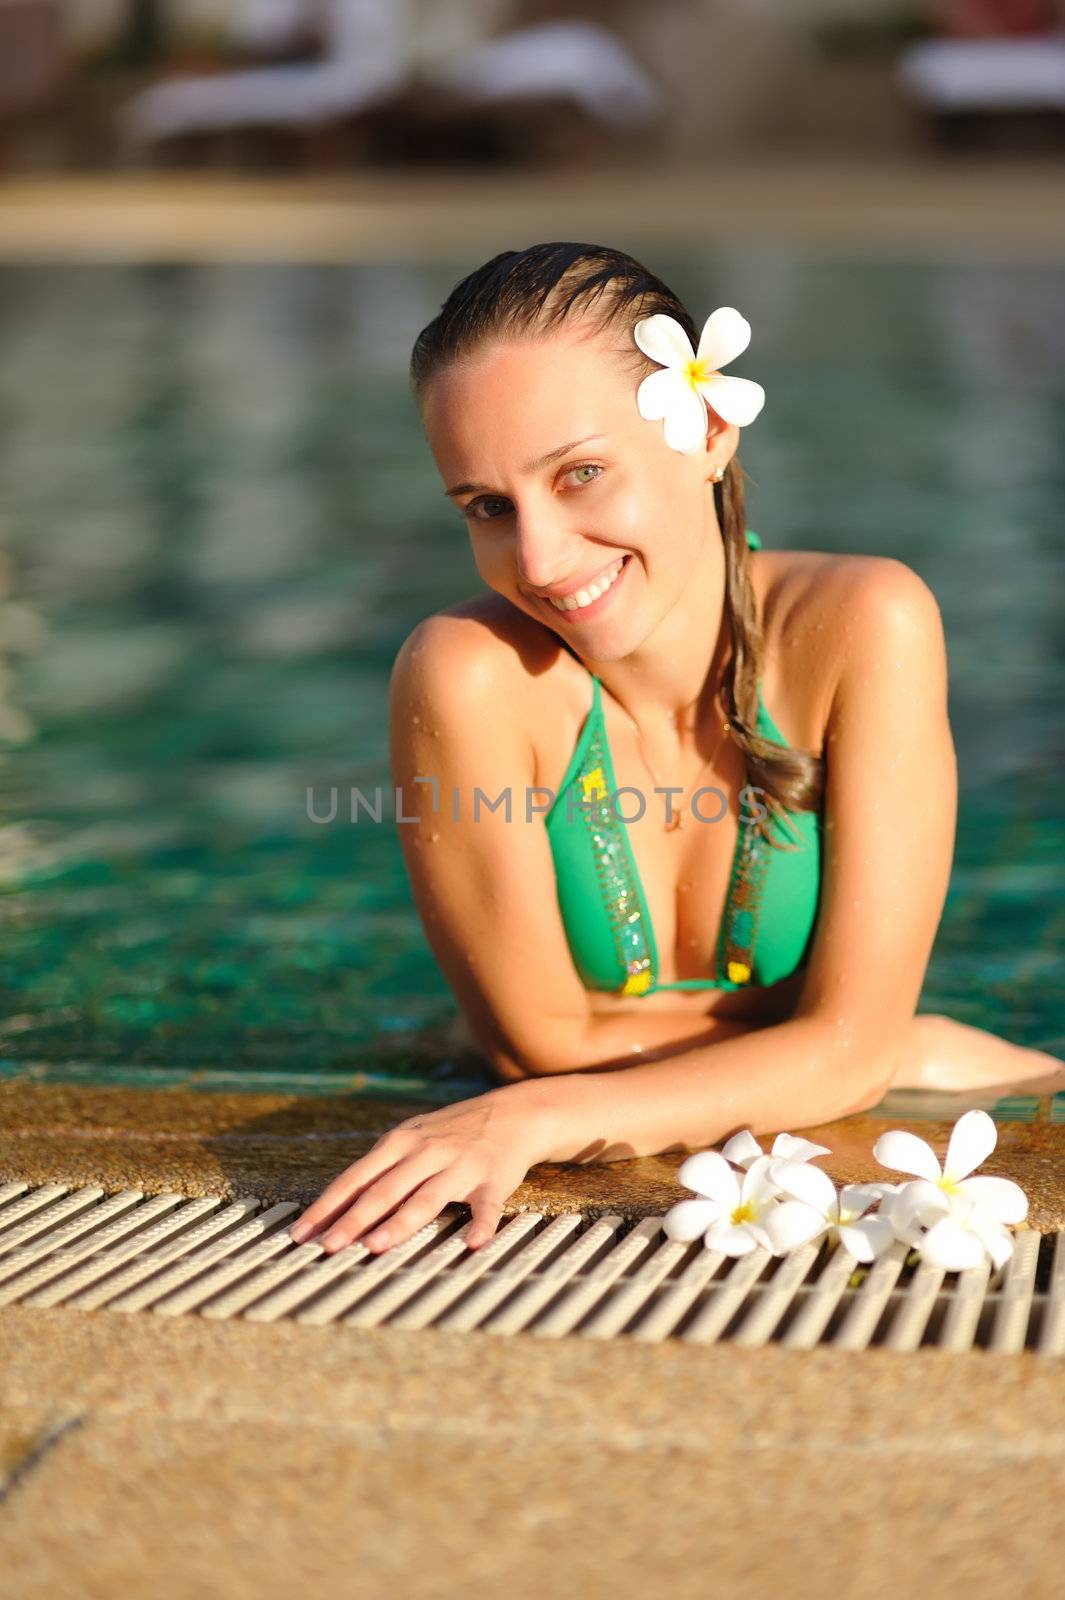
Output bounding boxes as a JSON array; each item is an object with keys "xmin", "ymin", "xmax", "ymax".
[{"xmin": 712, "ymin": 466, "xmax": 725, "ymax": 482}]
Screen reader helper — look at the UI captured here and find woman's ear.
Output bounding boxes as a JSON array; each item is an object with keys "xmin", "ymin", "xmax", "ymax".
[{"xmin": 702, "ymin": 417, "xmax": 738, "ymax": 480}]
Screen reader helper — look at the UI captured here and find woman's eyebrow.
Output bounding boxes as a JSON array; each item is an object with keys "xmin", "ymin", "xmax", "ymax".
[{"xmin": 444, "ymin": 434, "xmax": 607, "ymax": 499}]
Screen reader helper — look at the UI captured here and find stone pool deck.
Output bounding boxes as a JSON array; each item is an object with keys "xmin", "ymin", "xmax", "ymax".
[
  {"xmin": 1, "ymin": 158, "xmax": 1064, "ymax": 264},
  {"xmin": 2, "ymin": 1077, "xmax": 1063, "ymax": 1599}
]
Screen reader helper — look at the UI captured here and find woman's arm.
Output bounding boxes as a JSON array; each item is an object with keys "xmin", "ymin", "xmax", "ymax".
[
  {"xmin": 487, "ymin": 1007, "xmax": 764, "ymax": 1082},
  {"xmin": 510, "ymin": 1014, "xmax": 896, "ymax": 1164},
  {"xmin": 509, "ymin": 557, "xmax": 957, "ymax": 1159},
  {"xmin": 289, "ymin": 560, "xmax": 955, "ymax": 1254}
]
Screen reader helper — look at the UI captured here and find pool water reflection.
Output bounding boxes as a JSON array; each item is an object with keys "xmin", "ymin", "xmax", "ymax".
[{"xmin": 0, "ymin": 257, "xmax": 1061, "ymax": 1098}]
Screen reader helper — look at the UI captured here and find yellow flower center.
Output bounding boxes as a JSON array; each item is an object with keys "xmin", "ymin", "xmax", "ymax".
[
  {"xmin": 730, "ymin": 1201, "xmax": 755, "ymax": 1225},
  {"xmin": 684, "ymin": 358, "xmax": 710, "ymax": 390},
  {"xmin": 939, "ymin": 1176, "xmax": 961, "ymax": 1195}
]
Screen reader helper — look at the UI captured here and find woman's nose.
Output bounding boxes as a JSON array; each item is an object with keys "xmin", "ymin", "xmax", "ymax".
[{"xmin": 512, "ymin": 506, "xmax": 584, "ymax": 591}]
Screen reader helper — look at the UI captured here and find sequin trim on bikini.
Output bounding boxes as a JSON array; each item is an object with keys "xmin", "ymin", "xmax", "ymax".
[
  {"xmin": 717, "ymin": 809, "xmax": 773, "ymax": 985},
  {"xmin": 573, "ymin": 729, "xmax": 656, "ymax": 998}
]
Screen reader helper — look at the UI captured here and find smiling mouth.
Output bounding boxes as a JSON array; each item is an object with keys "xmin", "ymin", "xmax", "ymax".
[{"xmin": 541, "ymin": 556, "xmax": 629, "ymax": 613}]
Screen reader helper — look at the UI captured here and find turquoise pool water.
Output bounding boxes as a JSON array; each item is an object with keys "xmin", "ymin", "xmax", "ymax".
[{"xmin": 0, "ymin": 256, "xmax": 1062, "ymax": 1099}]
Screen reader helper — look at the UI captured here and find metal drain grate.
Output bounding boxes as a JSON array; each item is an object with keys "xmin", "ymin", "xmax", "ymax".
[{"xmin": 1, "ymin": 1181, "xmax": 1062, "ymax": 1353}]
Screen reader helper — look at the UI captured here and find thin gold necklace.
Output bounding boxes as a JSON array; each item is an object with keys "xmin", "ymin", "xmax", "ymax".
[{"xmin": 624, "ymin": 694, "xmax": 733, "ymax": 833}]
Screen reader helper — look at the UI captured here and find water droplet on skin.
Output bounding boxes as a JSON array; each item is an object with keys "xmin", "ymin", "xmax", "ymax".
[
  {"xmin": 429, "ymin": 831, "xmax": 440, "ymax": 842},
  {"xmin": 412, "ymin": 715, "xmax": 420, "ymax": 725}
]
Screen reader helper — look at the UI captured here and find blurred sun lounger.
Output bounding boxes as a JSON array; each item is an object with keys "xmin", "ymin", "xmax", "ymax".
[
  {"xmin": 898, "ymin": 33, "xmax": 1065, "ymax": 114},
  {"xmin": 124, "ymin": 0, "xmax": 661, "ymax": 148}
]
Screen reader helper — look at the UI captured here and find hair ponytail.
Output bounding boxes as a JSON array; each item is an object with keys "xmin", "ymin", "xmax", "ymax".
[{"xmin": 716, "ymin": 461, "xmax": 823, "ymax": 841}]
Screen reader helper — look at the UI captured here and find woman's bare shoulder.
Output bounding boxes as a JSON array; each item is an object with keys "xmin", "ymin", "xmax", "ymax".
[
  {"xmin": 761, "ymin": 544, "xmax": 917, "ymax": 605},
  {"xmin": 756, "ymin": 548, "xmax": 938, "ymax": 744},
  {"xmin": 760, "ymin": 546, "xmax": 935, "ymax": 638},
  {"xmin": 392, "ymin": 594, "xmax": 564, "ymax": 708}
]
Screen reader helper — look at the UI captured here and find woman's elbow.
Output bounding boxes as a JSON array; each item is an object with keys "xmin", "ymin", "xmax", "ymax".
[
  {"xmin": 838, "ymin": 1068, "xmax": 895, "ymax": 1118},
  {"xmin": 829, "ymin": 1027, "xmax": 904, "ymax": 1117},
  {"xmin": 472, "ymin": 1019, "xmax": 582, "ymax": 1083},
  {"xmin": 486, "ymin": 1054, "xmax": 535, "ymax": 1085},
  {"xmin": 487, "ymin": 1049, "xmax": 580, "ymax": 1083}
]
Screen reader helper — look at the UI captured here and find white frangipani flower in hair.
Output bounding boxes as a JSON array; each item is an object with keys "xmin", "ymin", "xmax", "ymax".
[
  {"xmin": 764, "ymin": 1160, "xmax": 896, "ymax": 1263},
  {"xmin": 721, "ymin": 1129, "xmax": 831, "ymax": 1170},
  {"xmin": 663, "ymin": 1150, "xmax": 782, "ymax": 1257},
  {"xmin": 634, "ymin": 308, "xmax": 766, "ymax": 455}
]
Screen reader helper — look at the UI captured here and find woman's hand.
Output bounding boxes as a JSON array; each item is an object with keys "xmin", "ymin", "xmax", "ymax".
[{"xmin": 286, "ymin": 1080, "xmax": 554, "ymax": 1255}]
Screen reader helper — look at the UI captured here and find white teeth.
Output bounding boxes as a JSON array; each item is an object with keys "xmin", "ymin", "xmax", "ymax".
[{"xmin": 548, "ymin": 559, "xmax": 624, "ymax": 612}]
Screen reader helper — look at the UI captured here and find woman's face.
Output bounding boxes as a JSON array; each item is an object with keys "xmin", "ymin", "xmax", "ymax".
[{"xmin": 421, "ymin": 319, "xmax": 736, "ymax": 661}]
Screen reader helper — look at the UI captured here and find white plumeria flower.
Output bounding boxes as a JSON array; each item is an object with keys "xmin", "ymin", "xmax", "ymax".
[
  {"xmin": 905, "ymin": 1189, "xmax": 1016, "ymax": 1274},
  {"xmin": 875, "ymin": 1108, "xmax": 1028, "ymax": 1273},
  {"xmin": 721, "ymin": 1129, "xmax": 831, "ymax": 1170},
  {"xmin": 663, "ymin": 1150, "xmax": 783, "ymax": 1256},
  {"xmin": 873, "ymin": 1109, "xmax": 1028, "ymax": 1231},
  {"xmin": 764, "ymin": 1160, "xmax": 896, "ymax": 1262},
  {"xmin": 634, "ymin": 307, "xmax": 766, "ymax": 454}
]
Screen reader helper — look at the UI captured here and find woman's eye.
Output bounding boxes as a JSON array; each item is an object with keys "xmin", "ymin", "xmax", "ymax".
[
  {"xmin": 568, "ymin": 464, "xmax": 603, "ymax": 486},
  {"xmin": 466, "ymin": 496, "xmax": 511, "ymax": 522}
]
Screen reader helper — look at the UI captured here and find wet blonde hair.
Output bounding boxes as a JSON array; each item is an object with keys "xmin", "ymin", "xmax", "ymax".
[{"xmin": 410, "ymin": 242, "xmax": 824, "ymax": 837}]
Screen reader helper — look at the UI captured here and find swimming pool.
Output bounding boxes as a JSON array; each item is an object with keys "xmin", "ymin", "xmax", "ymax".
[{"xmin": 0, "ymin": 255, "xmax": 1061, "ymax": 1098}]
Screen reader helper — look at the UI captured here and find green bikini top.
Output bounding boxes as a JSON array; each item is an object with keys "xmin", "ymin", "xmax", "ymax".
[{"xmin": 544, "ymin": 530, "xmax": 822, "ymax": 999}]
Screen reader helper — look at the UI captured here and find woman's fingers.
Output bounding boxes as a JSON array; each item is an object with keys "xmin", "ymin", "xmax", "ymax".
[
  {"xmin": 287, "ymin": 1130, "xmax": 417, "ymax": 1241},
  {"xmin": 285, "ymin": 1089, "xmax": 538, "ymax": 1256},
  {"xmin": 358, "ymin": 1169, "xmax": 469, "ymax": 1254},
  {"xmin": 464, "ymin": 1182, "xmax": 507, "ymax": 1250},
  {"xmin": 311, "ymin": 1145, "xmax": 456, "ymax": 1251}
]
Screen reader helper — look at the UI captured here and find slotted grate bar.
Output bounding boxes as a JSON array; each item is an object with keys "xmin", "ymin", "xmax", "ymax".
[
  {"xmin": 628, "ymin": 1244, "xmax": 728, "ymax": 1342},
  {"xmin": 580, "ymin": 1231, "xmax": 692, "ymax": 1340},
  {"xmin": 111, "ymin": 1203, "xmax": 299, "ymax": 1314},
  {"xmin": 387, "ymin": 1213, "xmax": 545, "ymax": 1331},
  {"xmin": 1039, "ymin": 1230, "xmax": 1065, "ymax": 1356},
  {"xmin": 342, "ymin": 1222, "xmax": 480, "ymax": 1329},
  {"xmin": 434, "ymin": 1212, "xmax": 585, "ymax": 1332},
  {"xmin": 0, "ymin": 1183, "xmax": 1059, "ymax": 1354},
  {"xmin": 67, "ymin": 1200, "xmax": 264, "ymax": 1311},
  {"xmin": 989, "ymin": 1228, "xmax": 1040, "ymax": 1353},
  {"xmin": 937, "ymin": 1255, "xmax": 991, "ymax": 1351},
  {"xmin": 883, "ymin": 1259, "xmax": 946, "ymax": 1351},
  {"xmin": 732, "ymin": 1241, "xmax": 823, "ymax": 1348},
  {"xmin": 482, "ymin": 1214, "xmax": 627, "ymax": 1336},
  {"xmin": 531, "ymin": 1217, "xmax": 664, "ymax": 1339},
  {"xmin": 832, "ymin": 1239, "xmax": 909, "ymax": 1349},
  {"xmin": 295, "ymin": 1215, "xmax": 460, "ymax": 1326},
  {"xmin": 17, "ymin": 1194, "xmax": 229, "ymax": 1309},
  {"xmin": 681, "ymin": 1244, "xmax": 774, "ymax": 1343},
  {"xmin": 780, "ymin": 1236, "xmax": 858, "ymax": 1348}
]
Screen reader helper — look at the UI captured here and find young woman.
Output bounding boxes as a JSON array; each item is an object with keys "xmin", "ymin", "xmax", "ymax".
[{"xmin": 288, "ymin": 243, "xmax": 1063, "ymax": 1257}]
